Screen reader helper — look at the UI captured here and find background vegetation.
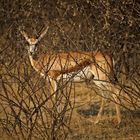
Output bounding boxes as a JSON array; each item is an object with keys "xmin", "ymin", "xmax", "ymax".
[{"xmin": 0, "ymin": 0, "xmax": 140, "ymax": 140}]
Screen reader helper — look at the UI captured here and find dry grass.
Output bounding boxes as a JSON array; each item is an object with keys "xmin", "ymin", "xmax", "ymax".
[{"xmin": 68, "ymin": 84, "xmax": 140, "ymax": 140}]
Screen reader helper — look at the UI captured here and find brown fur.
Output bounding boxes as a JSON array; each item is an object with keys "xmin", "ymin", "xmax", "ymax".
[{"xmin": 29, "ymin": 51, "xmax": 112, "ymax": 79}]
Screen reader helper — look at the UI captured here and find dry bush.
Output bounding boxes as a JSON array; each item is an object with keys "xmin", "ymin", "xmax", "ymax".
[{"xmin": 0, "ymin": 0, "xmax": 140, "ymax": 140}]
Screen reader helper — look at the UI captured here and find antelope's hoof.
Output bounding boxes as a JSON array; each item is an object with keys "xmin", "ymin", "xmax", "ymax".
[
  {"xmin": 94, "ymin": 119, "xmax": 100, "ymax": 124},
  {"xmin": 116, "ymin": 121, "xmax": 124, "ymax": 128},
  {"xmin": 86, "ymin": 117, "xmax": 95, "ymax": 123},
  {"xmin": 87, "ymin": 117, "xmax": 101, "ymax": 125}
]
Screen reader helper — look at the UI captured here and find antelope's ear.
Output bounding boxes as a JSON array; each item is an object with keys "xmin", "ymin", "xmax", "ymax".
[{"xmin": 38, "ymin": 26, "xmax": 49, "ymax": 42}]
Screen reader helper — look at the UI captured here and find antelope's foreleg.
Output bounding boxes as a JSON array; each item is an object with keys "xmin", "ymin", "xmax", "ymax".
[{"xmin": 50, "ymin": 79, "xmax": 57, "ymax": 95}]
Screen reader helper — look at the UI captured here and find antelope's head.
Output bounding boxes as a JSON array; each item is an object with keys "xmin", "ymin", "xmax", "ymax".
[{"xmin": 20, "ymin": 27, "xmax": 49, "ymax": 56}]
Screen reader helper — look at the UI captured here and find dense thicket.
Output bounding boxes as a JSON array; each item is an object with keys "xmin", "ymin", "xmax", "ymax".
[{"xmin": 0, "ymin": 1, "xmax": 140, "ymax": 140}]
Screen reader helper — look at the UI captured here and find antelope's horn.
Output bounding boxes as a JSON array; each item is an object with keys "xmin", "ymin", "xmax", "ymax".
[
  {"xmin": 19, "ymin": 29, "xmax": 31, "ymax": 44},
  {"xmin": 38, "ymin": 26, "xmax": 49, "ymax": 42}
]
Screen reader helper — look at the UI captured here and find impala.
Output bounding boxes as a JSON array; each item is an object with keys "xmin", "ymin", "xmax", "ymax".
[{"xmin": 20, "ymin": 27, "xmax": 121, "ymax": 124}]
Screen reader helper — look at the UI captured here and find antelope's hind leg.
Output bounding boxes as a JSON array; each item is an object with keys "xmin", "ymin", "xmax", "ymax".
[
  {"xmin": 112, "ymin": 92, "xmax": 121, "ymax": 124},
  {"xmin": 94, "ymin": 97, "xmax": 106, "ymax": 124},
  {"xmin": 109, "ymin": 84, "xmax": 121, "ymax": 125}
]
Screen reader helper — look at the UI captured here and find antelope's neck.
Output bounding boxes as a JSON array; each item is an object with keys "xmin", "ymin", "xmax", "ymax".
[{"xmin": 29, "ymin": 55, "xmax": 40, "ymax": 72}]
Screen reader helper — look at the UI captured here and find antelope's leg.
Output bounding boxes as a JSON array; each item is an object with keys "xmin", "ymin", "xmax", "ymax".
[
  {"xmin": 93, "ymin": 80, "xmax": 107, "ymax": 124},
  {"xmin": 50, "ymin": 79, "xmax": 57, "ymax": 94},
  {"xmin": 112, "ymin": 93, "xmax": 121, "ymax": 124},
  {"xmin": 50, "ymin": 79, "xmax": 62, "ymax": 113},
  {"xmin": 47, "ymin": 78, "xmax": 56, "ymax": 107},
  {"xmin": 95, "ymin": 96, "xmax": 106, "ymax": 124},
  {"xmin": 109, "ymin": 84, "xmax": 121, "ymax": 124},
  {"xmin": 48, "ymin": 79, "xmax": 57, "ymax": 108},
  {"xmin": 49, "ymin": 79, "xmax": 62, "ymax": 115}
]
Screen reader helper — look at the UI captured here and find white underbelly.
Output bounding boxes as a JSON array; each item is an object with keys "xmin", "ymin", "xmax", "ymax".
[{"xmin": 56, "ymin": 66, "xmax": 93, "ymax": 82}]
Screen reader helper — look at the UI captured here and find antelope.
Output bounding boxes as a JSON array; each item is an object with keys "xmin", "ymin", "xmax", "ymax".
[{"xmin": 20, "ymin": 27, "xmax": 121, "ymax": 124}]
